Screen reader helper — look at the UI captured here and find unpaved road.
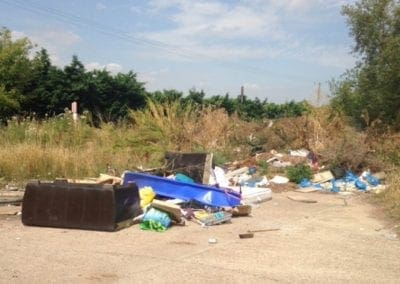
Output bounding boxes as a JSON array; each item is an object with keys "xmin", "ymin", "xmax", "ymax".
[{"xmin": 1, "ymin": 191, "xmax": 399, "ymax": 283}]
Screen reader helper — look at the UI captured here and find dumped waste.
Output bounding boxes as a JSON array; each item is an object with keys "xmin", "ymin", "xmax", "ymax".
[
  {"xmin": 21, "ymin": 180, "xmax": 142, "ymax": 231},
  {"xmin": 10, "ymin": 149, "xmax": 387, "ymax": 233}
]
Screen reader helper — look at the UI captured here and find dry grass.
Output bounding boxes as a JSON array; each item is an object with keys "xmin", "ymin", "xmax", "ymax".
[
  {"xmin": 376, "ymin": 170, "xmax": 400, "ymax": 226},
  {"xmin": 0, "ymin": 101, "xmax": 257, "ymax": 181},
  {"xmin": 0, "ymin": 102, "xmax": 399, "ymax": 222},
  {"xmin": 128, "ymin": 100, "xmax": 254, "ymax": 164},
  {"xmin": 263, "ymin": 106, "xmax": 385, "ymax": 172}
]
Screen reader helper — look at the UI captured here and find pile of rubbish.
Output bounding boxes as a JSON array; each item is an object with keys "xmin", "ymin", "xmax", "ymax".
[
  {"xmin": 20, "ymin": 152, "xmax": 273, "ymax": 232},
  {"xmin": 19, "ymin": 150, "xmax": 386, "ymax": 232}
]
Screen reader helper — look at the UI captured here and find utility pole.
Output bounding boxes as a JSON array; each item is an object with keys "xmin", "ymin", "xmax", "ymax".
[
  {"xmin": 316, "ymin": 82, "xmax": 321, "ymax": 107},
  {"xmin": 240, "ymin": 86, "xmax": 244, "ymax": 103}
]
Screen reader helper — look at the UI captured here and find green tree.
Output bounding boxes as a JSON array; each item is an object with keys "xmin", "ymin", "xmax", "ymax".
[
  {"xmin": 182, "ymin": 88, "xmax": 205, "ymax": 106},
  {"xmin": 105, "ymin": 71, "xmax": 146, "ymax": 121},
  {"xmin": 149, "ymin": 89, "xmax": 183, "ymax": 104},
  {"xmin": 21, "ymin": 48, "xmax": 54, "ymax": 116},
  {"xmin": 0, "ymin": 27, "xmax": 33, "ymax": 120},
  {"xmin": 331, "ymin": 0, "xmax": 400, "ymax": 128}
]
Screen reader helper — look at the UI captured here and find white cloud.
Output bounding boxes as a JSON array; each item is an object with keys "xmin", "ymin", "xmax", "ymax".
[
  {"xmin": 85, "ymin": 62, "xmax": 123, "ymax": 74},
  {"xmin": 10, "ymin": 30, "xmax": 27, "ymax": 41},
  {"xmin": 137, "ymin": 68, "xmax": 169, "ymax": 84},
  {"xmin": 10, "ymin": 29, "xmax": 81, "ymax": 66},
  {"xmin": 243, "ymin": 83, "xmax": 260, "ymax": 91},
  {"xmin": 305, "ymin": 45, "xmax": 355, "ymax": 68},
  {"xmin": 33, "ymin": 30, "xmax": 80, "ymax": 46},
  {"xmin": 138, "ymin": 0, "xmax": 355, "ymax": 70}
]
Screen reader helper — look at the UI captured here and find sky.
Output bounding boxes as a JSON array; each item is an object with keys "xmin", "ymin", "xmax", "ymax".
[{"xmin": 0, "ymin": 0, "xmax": 357, "ymax": 103}]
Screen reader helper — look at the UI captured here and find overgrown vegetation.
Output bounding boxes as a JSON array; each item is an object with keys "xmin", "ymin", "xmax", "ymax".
[
  {"xmin": 286, "ymin": 164, "xmax": 313, "ymax": 183},
  {"xmin": 331, "ymin": 0, "xmax": 400, "ymax": 129},
  {"xmin": 1, "ymin": 0, "xmax": 400, "ymax": 223}
]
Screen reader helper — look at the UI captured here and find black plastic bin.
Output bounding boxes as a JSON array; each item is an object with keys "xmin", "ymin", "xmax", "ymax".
[{"xmin": 22, "ymin": 180, "xmax": 142, "ymax": 231}]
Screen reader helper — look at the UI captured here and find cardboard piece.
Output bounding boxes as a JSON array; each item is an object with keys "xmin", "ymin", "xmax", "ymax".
[
  {"xmin": 151, "ymin": 199, "xmax": 182, "ymax": 223},
  {"xmin": 312, "ymin": 171, "xmax": 334, "ymax": 183}
]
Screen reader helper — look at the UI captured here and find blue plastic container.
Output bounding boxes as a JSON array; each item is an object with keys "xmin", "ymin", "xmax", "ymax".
[{"xmin": 123, "ymin": 171, "xmax": 241, "ymax": 207}]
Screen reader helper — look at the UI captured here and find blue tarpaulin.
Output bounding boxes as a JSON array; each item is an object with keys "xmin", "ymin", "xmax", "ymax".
[{"xmin": 123, "ymin": 171, "xmax": 241, "ymax": 207}]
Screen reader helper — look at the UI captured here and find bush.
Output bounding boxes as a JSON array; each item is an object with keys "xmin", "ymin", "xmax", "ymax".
[{"xmin": 286, "ymin": 164, "xmax": 312, "ymax": 183}]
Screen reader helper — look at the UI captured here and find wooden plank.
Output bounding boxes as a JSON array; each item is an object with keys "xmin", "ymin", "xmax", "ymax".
[
  {"xmin": 202, "ymin": 153, "xmax": 213, "ymax": 184},
  {"xmin": 287, "ymin": 195, "xmax": 317, "ymax": 203},
  {"xmin": 295, "ymin": 188, "xmax": 319, "ymax": 193},
  {"xmin": 151, "ymin": 199, "xmax": 182, "ymax": 222}
]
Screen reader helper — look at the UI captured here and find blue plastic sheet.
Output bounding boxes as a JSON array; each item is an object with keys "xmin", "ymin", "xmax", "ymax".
[
  {"xmin": 123, "ymin": 171, "xmax": 241, "ymax": 207},
  {"xmin": 298, "ymin": 178, "xmax": 322, "ymax": 190}
]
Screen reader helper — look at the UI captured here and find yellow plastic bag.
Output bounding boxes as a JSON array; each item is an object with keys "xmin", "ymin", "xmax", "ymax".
[{"xmin": 139, "ymin": 186, "xmax": 155, "ymax": 208}]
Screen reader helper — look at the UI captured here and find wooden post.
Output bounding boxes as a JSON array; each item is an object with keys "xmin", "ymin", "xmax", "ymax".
[{"xmin": 71, "ymin": 101, "xmax": 78, "ymax": 123}]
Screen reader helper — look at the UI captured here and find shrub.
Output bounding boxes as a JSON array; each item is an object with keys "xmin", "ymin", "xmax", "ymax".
[{"xmin": 286, "ymin": 163, "xmax": 312, "ymax": 183}]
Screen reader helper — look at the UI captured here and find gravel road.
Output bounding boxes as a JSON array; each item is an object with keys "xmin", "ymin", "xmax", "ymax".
[{"xmin": 1, "ymin": 191, "xmax": 399, "ymax": 283}]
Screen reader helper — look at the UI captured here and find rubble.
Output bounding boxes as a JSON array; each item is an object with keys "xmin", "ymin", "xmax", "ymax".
[{"xmin": 13, "ymin": 149, "xmax": 387, "ymax": 234}]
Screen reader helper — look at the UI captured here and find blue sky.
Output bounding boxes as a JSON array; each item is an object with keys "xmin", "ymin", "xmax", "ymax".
[{"xmin": 0, "ymin": 0, "xmax": 356, "ymax": 103}]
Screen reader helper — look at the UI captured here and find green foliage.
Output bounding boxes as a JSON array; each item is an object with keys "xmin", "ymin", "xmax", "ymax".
[
  {"xmin": 332, "ymin": 0, "xmax": 400, "ymax": 128},
  {"xmin": 0, "ymin": 26, "xmax": 314, "ymax": 124},
  {"xmin": 0, "ymin": 27, "xmax": 32, "ymax": 120},
  {"xmin": 286, "ymin": 164, "xmax": 312, "ymax": 183},
  {"xmin": 128, "ymin": 99, "xmax": 194, "ymax": 156},
  {"xmin": 257, "ymin": 159, "xmax": 269, "ymax": 175}
]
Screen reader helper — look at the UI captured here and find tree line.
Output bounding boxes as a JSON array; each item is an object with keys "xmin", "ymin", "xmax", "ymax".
[
  {"xmin": 2, "ymin": 0, "xmax": 399, "ymax": 129},
  {"xmin": 331, "ymin": 0, "xmax": 400, "ymax": 129},
  {"xmin": 0, "ymin": 27, "xmax": 308, "ymax": 125}
]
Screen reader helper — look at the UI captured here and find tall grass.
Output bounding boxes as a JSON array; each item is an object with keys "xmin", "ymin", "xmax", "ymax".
[
  {"xmin": 0, "ymin": 114, "xmax": 138, "ymax": 181},
  {"xmin": 0, "ymin": 101, "xmax": 255, "ymax": 181},
  {"xmin": 1, "ymin": 101, "xmax": 399, "ymax": 224}
]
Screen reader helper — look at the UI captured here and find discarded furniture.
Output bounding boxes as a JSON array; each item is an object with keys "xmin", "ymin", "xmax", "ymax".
[{"xmin": 22, "ymin": 180, "xmax": 142, "ymax": 231}]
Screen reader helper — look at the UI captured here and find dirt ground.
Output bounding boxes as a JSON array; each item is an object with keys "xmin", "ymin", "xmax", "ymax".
[{"xmin": 1, "ymin": 191, "xmax": 399, "ymax": 283}]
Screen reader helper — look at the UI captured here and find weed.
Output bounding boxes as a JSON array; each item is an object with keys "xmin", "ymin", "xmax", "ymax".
[{"xmin": 286, "ymin": 164, "xmax": 312, "ymax": 183}]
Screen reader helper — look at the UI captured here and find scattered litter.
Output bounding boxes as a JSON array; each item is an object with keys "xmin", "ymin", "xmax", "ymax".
[
  {"xmin": 231, "ymin": 205, "xmax": 252, "ymax": 217},
  {"xmin": 151, "ymin": 199, "xmax": 183, "ymax": 223},
  {"xmin": 140, "ymin": 207, "xmax": 171, "ymax": 232},
  {"xmin": 312, "ymin": 170, "xmax": 334, "ymax": 184},
  {"xmin": 289, "ymin": 149, "xmax": 310, "ymax": 157},
  {"xmin": 230, "ymin": 186, "xmax": 272, "ymax": 204},
  {"xmin": 123, "ymin": 171, "xmax": 241, "ymax": 207},
  {"xmin": 225, "ymin": 167, "xmax": 249, "ymax": 178},
  {"xmin": 14, "ymin": 149, "xmax": 389, "ymax": 236},
  {"xmin": 239, "ymin": 233, "xmax": 254, "ymax": 239},
  {"xmin": 270, "ymin": 175, "xmax": 289, "ymax": 184},
  {"xmin": 139, "ymin": 186, "xmax": 155, "ymax": 208},
  {"xmin": 208, "ymin": 238, "xmax": 218, "ymax": 244},
  {"xmin": 248, "ymin": 228, "xmax": 280, "ymax": 233},
  {"xmin": 193, "ymin": 210, "xmax": 232, "ymax": 226}
]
